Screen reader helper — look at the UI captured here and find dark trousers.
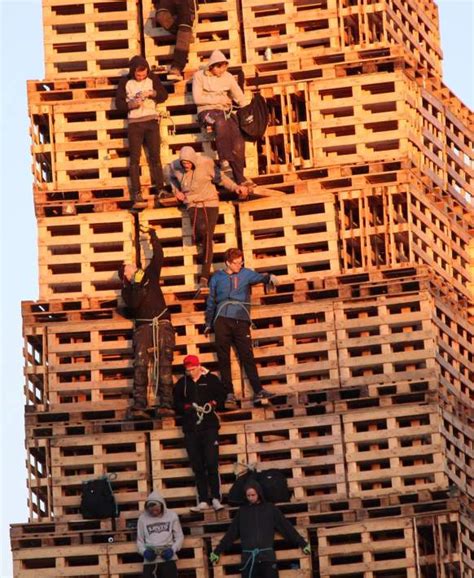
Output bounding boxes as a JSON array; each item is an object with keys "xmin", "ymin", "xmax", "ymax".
[
  {"xmin": 156, "ymin": 0, "xmax": 195, "ymax": 70},
  {"xmin": 128, "ymin": 120, "xmax": 164, "ymax": 194},
  {"xmin": 198, "ymin": 110, "xmax": 246, "ymax": 184},
  {"xmin": 242, "ymin": 560, "xmax": 279, "ymax": 578},
  {"xmin": 188, "ymin": 206, "xmax": 219, "ymax": 280},
  {"xmin": 184, "ymin": 428, "xmax": 220, "ymax": 503},
  {"xmin": 143, "ymin": 560, "xmax": 177, "ymax": 578},
  {"xmin": 133, "ymin": 321, "xmax": 175, "ymax": 409},
  {"xmin": 214, "ymin": 317, "xmax": 262, "ymax": 395}
]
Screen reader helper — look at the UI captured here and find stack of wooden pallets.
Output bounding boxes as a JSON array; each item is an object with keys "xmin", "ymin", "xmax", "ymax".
[{"xmin": 11, "ymin": 0, "xmax": 473, "ymax": 576}]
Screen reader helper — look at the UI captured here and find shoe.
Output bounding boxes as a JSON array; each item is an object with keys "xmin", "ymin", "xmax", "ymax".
[
  {"xmin": 167, "ymin": 67, "xmax": 184, "ymax": 81},
  {"xmin": 212, "ymin": 498, "xmax": 224, "ymax": 511},
  {"xmin": 190, "ymin": 501, "xmax": 210, "ymax": 512},
  {"xmin": 127, "ymin": 406, "xmax": 150, "ymax": 420},
  {"xmin": 253, "ymin": 389, "xmax": 275, "ymax": 401},
  {"xmin": 224, "ymin": 393, "xmax": 238, "ymax": 409},
  {"xmin": 156, "ymin": 405, "xmax": 175, "ymax": 417}
]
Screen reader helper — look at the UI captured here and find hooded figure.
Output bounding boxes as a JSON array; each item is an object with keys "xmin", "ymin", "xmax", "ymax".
[
  {"xmin": 116, "ymin": 55, "xmax": 169, "ymax": 204},
  {"xmin": 137, "ymin": 490, "xmax": 184, "ymax": 577},
  {"xmin": 166, "ymin": 146, "xmax": 246, "ymax": 292},
  {"xmin": 192, "ymin": 50, "xmax": 252, "ymax": 187},
  {"xmin": 210, "ymin": 480, "xmax": 310, "ymax": 577}
]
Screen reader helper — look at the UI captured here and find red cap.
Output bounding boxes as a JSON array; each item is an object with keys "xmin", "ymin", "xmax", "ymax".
[{"xmin": 183, "ymin": 354, "xmax": 200, "ymax": 368}]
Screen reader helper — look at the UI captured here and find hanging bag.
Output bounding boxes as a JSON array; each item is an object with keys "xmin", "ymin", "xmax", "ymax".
[{"xmin": 80, "ymin": 475, "xmax": 119, "ymax": 519}]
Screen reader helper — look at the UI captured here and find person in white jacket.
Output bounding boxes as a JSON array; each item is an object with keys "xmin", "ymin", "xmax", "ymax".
[
  {"xmin": 192, "ymin": 50, "xmax": 252, "ymax": 187},
  {"xmin": 137, "ymin": 490, "xmax": 184, "ymax": 577}
]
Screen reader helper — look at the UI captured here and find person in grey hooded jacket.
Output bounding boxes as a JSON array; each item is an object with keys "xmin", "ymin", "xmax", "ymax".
[
  {"xmin": 137, "ymin": 490, "xmax": 184, "ymax": 577},
  {"xmin": 192, "ymin": 50, "xmax": 252, "ymax": 186},
  {"xmin": 167, "ymin": 146, "xmax": 249, "ymax": 291}
]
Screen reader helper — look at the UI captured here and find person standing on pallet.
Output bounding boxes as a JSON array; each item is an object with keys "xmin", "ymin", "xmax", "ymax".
[
  {"xmin": 137, "ymin": 490, "xmax": 184, "ymax": 577},
  {"xmin": 116, "ymin": 55, "xmax": 169, "ymax": 207},
  {"xmin": 204, "ymin": 248, "xmax": 277, "ymax": 406},
  {"xmin": 120, "ymin": 226, "xmax": 175, "ymax": 419},
  {"xmin": 153, "ymin": 0, "xmax": 196, "ymax": 81},
  {"xmin": 166, "ymin": 145, "xmax": 249, "ymax": 294},
  {"xmin": 209, "ymin": 480, "xmax": 311, "ymax": 576},
  {"xmin": 192, "ymin": 50, "xmax": 254, "ymax": 187},
  {"xmin": 174, "ymin": 354, "xmax": 226, "ymax": 512}
]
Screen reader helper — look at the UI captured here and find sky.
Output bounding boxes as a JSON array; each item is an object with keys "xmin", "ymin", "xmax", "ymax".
[{"xmin": 0, "ymin": 0, "xmax": 473, "ymax": 576}]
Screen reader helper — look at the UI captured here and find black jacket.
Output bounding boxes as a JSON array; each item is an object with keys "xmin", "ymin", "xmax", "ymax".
[
  {"xmin": 116, "ymin": 55, "xmax": 168, "ymax": 114},
  {"xmin": 174, "ymin": 370, "xmax": 226, "ymax": 433},
  {"xmin": 214, "ymin": 482, "xmax": 307, "ymax": 563},
  {"xmin": 121, "ymin": 230, "xmax": 170, "ymax": 322}
]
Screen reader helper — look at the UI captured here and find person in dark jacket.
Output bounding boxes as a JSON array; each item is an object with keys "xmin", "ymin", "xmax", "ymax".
[
  {"xmin": 153, "ymin": 0, "xmax": 196, "ymax": 81},
  {"xmin": 210, "ymin": 480, "xmax": 310, "ymax": 577},
  {"xmin": 120, "ymin": 227, "xmax": 175, "ymax": 419},
  {"xmin": 166, "ymin": 146, "xmax": 248, "ymax": 293},
  {"xmin": 116, "ymin": 55, "xmax": 168, "ymax": 205},
  {"xmin": 174, "ymin": 354, "xmax": 226, "ymax": 512},
  {"xmin": 204, "ymin": 248, "xmax": 277, "ymax": 405}
]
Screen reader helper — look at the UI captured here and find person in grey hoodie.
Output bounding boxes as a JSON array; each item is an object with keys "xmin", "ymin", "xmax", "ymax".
[
  {"xmin": 116, "ymin": 55, "xmax": 169, "ymax": 205},
  {"xmin": 167, "ymin": 146, "xmax": 249, "ymax": 292},
  {"xmin": 192, "ymin": 50, "xmax": 252, "ymax": 186},
  {"xmin": 137, "ymin": 490, "xmax": 184, "ymax": 578}
]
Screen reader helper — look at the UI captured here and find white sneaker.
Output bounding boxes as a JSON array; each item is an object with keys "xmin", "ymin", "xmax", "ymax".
[
  {"xmin": 190, "ymin": 501, "xmax": 209, "ymax": 512},
  {"xmin": 212, "ymin": 498, "xmax": 224, "ymax": 511}
]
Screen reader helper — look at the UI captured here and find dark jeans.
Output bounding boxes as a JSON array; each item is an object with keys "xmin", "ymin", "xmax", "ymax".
[
  {"xmin": 184, "ymin": 428, "xmax": 220, "ymax": 503},
  {"xmin": 143, "ymin": 560, "xmax": 177, "ymax": 578},
  {"xmin": 188, "ymin": 205, "xmax": 219, "ymax": 280},
  {"xmin": 133, "ymin": 320, "xmax": 175, "ymax": 409},
  {"xmin": 128, "ymin": 120, "xmax": 164, "ymax": 194},
  {"xmin": 214, "ymin": 317, "xmax": 262, "ymax": 395},
  {"xmin": 156, "ymin": 0, "xmax": 195, "ymax": 70},
  {"xmin": 198, "ymin": 110, "xmax": 246, "ymax": 184}
]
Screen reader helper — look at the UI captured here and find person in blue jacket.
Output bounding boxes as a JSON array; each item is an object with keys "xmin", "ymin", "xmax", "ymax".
[{"xmin": 204, "ymin": 248, "xmax": 277, "ymax": 405}]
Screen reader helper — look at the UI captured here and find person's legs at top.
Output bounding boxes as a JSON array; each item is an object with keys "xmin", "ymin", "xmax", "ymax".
[
  {"xmin": 156, "ymin": 320, "xmax": 175, "ymax": 411},
  {"xmin": 232, "ymin": 320, "xmax": 262, "ymax": 395},
  {"xmin": 213, "ymin": 317, "xmax": 235, "ymax": 398},
  {"xmin": 132, "ymin": 324, "xmax": 153, "ymax": 409},
  {"xmin": 191, "ymin": 206, "xmax": 219, "ymax": 281},
  {"xmin": 184, "ymin": 432, "xmax": 209, "ymax": 503}
]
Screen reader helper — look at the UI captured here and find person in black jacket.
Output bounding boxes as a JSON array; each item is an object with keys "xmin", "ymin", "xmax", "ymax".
[
  {"xmin": 174, "ymin": 355, "xmax": 226, "ymax": 512},
  {"xmin": 116, "ymin": 55, "xmax": 168, "ymax": 205},
  {"xmin": 210, "ymin": 481, "xmax": 311, "ymax": 577},
  {"xmin": 120, "ymin": 227, "xmax": 175, "ymax": 419}
]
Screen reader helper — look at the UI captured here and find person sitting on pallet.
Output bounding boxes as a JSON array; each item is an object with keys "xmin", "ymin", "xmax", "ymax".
[
  {"xmin": 120, "ymin": 226, "xmax": 175, "ymax": 420},
  {"xmin": 192, "ymin": 50, "xmax": 254, "ymax": 188},
  {"xmin": 137, "ymin": 490, "xmax": 184, "ymax": 578},
  {"xmin": 204, "ymin": 248, "xmax": 278, "ymax": 406},
  {"xmin": 209, "ymin": 480, "xmax": 311, "ymax": 576},
  {"xmin": 166, "ymin": 145, "xmax": 249, "ymax": 294},
  {"xmin": 116, "ymin": 55, "xmax": 169, "ymax": 207},
  {"xmin": 153, "ymin": 0, "xmax": 196, "ymax": 82},
  {"xmin": 174, "ymin": 354, "xmax": 227, "ymax": 512}
]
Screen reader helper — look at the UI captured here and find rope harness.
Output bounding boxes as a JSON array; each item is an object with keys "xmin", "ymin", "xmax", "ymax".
[
  {"xmin": 136, "ymin": 309, "xmax": 169, "ymax": 399},
  {"xmin": 214, "ymin": 299, "xmax": 254, "ymax": 328},
  {"xmin": 240, "ymin": 548, "xmax": 273, "ymax": 577},
  {"xmin": 192, "ymin": 401, "xmax": 214, "ymax": 425}
]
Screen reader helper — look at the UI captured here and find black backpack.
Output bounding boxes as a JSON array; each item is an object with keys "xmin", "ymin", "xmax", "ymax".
[
  {"xmin": 80, "ymin": 477, "xmax": 118, "ymax": 519},
  {"xmin": 237, "ymin": 93, "xmax": 269, "ymax": 140},
  {"xmin": 228, "ymin": 468, "xmax": 291, "ymax": 505}
]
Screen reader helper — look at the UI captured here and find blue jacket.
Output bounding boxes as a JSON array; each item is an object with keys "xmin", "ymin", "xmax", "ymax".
[{"xmin": 205, "ymin": 268, "xmax": 269, "ymax": 326}]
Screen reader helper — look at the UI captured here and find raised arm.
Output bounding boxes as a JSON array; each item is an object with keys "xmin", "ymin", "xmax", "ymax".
[{"xmin": 147, "ymin": 228, "xmax": 165, "ymax": 281}]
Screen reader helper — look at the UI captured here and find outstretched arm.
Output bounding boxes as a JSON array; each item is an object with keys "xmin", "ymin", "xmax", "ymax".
[
  {"xmin": 273, "ymin": 507, "xmax": 308, "ymax": 549},
  {"xmin": 214, "ymin": 510, "xmax": 241, "ymax": 555}
]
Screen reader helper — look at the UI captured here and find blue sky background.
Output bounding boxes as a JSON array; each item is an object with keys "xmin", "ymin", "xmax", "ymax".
[{"xmin": 0, "ymin": 0, "xmax": 473, "ymax": 575}]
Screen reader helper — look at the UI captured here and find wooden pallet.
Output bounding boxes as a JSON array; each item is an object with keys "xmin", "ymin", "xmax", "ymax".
[
  {"xmin": 42, "ymin": 0, "xmax": 140, "ymax": 79},
  {"xmin": 441, "ymin": 408, "xmax": 474, "ymax": 500},
  {"xmin": 142, "ymin": 0, "xmax": 242, "ymax": 71},
  {"xmin": 37, "ymin": 211, "xmax": 134, "ymax": 299},
  {"xmin": 461, "ymin": 510, "xmax": 474, "ymax": 575},
  {"xmin": 239, "ymin": 192, "xmax": 340, "ymax": 283},
  {"xmin": 12, "ymin": 535, "xmax": 207, "ymax": 577},
  {"xmin": 343, "ymin": 404, "xmax": 446, "ymax": 498}
]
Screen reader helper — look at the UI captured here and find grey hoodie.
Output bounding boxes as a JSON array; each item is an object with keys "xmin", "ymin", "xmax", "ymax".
[
  {"xmin": 192, "ymin": 50, "xmax": 248, "ymax": 114},
  {"xmin": 137, "ymin": 490, "xmax": 184, "ymax": 563},
  {"xmin": 167, "ymin": 146, "xmax": 240, "ymax": 207}
]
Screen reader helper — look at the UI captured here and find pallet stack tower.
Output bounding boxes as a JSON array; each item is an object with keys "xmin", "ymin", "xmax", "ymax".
[{"xmin": 11, "ymin": 0, "xmax": 473, "ymax": 576}]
